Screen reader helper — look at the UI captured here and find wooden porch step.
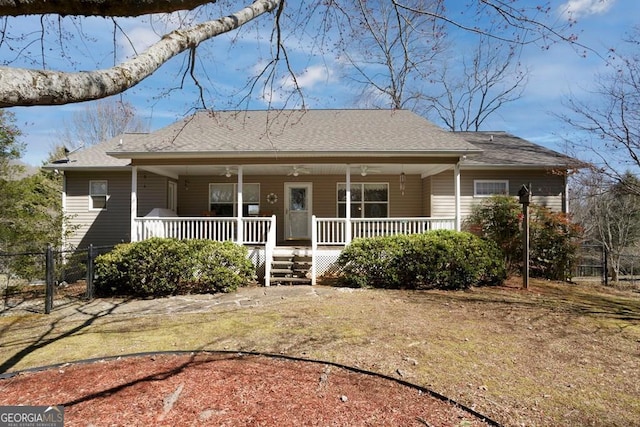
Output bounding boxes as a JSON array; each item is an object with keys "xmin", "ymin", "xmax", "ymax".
[
  {"xmin": 268, "ymin": 246, "xmax": 313, "ymax": 286},
  {"xmin": 271, "ymin": 268, "xmax": 295, "ymax": 275},
  {"xmin": 269, "ymin": 277, "xmax": 312, "ymax": 284}
]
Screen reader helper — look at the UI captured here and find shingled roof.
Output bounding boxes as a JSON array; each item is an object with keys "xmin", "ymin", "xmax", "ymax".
[
  {"xmin": 45, "ymin": 110, "xmax": 579, "ymax": 171},
  {"xmin": 456, "ymin": 131, "xmax": 577, "ymax": 168},
  {"xmin": 48, "ymin": 135, "xmax": 131, "ymax": 170},
  {"xmin": 107, "ymin": 109, "xmax": 482, "ymax": 158}
]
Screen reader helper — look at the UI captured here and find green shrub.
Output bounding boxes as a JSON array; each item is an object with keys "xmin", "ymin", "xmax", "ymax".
[
  {"xmin": 530, "ymin": 206, "xmax": 583, "ymax": 281},
  {"xmin": 464, "ymin": 195, "xmax": 583, "ymax": 281},
  {"xmin": 463, "ymin": 195, "xmax": 522, "ymax": 273},
  {"xmin": 94, "ymin": 238, "xmax": 255, "ymax": 297},
  {"xmin": 334, "ymin": 236, "xmax": 403, "ymax": 288},
  {"xmin": 336, "ymin": 230, "xmax": 506, "ymax": 290}
]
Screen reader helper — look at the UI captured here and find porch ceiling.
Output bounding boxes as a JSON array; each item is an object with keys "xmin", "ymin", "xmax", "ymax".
[{"xmin": 140, "ymin": 163, "xmax": 453, "ymax": 179}]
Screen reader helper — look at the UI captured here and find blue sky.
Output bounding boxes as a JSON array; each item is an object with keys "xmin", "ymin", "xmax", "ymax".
[{"xmin": 2, "ymin": 0, "xmax": 637, "ymax": 166}]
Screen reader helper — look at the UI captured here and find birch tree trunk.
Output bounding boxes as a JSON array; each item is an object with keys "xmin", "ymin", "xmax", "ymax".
[{"xmin": 0, "ymin": 0, "xmax": 279, "ymax": 107}]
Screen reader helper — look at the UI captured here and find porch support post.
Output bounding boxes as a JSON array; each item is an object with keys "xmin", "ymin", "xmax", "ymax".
[
  {"xmin": 131, "ymin": 166, "xmax": 138, "ymax": 241},
  {"xmin": 345, "ymin": 164, "xmax": 352, "ymax": 244},
  {"xmin": 61, "ymin": 172, "xmax": 67, "ymax": 250},
  {"xmin": 454, "ymin": 161, "xmax": 461, "ymax": 231},
  {"xmin": 563, "ymin": 173, "xmax": 569, "ymax": 214},
  {"xmin": 237, "ymin": 166, "xmax": 244, "ymax": 244}
]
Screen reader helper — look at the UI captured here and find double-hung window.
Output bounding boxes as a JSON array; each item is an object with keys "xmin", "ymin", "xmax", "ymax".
[
  {"xmin": 89, "ymin": 180, "xmax": 108, "ymax": 210},
  {"xmin": 337, "ymin": 183, "xmax": 388, "ymax": 218},
  {"xmin": 209, "ymin": 183, "xmax": 260, "ymax": 216},
  {"xmin": 474, "ymin": 180, "xmax": 509, "ymax": 197}
]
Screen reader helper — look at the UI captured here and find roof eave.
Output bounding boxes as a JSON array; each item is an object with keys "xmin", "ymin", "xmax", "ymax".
[
  {"xmin": 461, "ymin": 163, "xmax": 573, "ymax": 170},
  {"xmin": 107, "ymin": 149, "xmax": 483, "ymax": 159},
  {"xmin": 42, "ymin": 165, "xmax": 131, "ymax": 172}
]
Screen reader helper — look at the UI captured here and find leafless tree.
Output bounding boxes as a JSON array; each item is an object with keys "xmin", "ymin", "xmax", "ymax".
[
  {"xmin": 0, "ymin": 0, "xmax": 586, "ymax": 108},
  {"xmin": 57, "ymin": 98, "xmax": 148, "ymax": 148},
  {"xmin": 559, "ymin": 28, "xmax": 640, "ymax": 194},
  {"xmin": 335, "ymin": 0, "xmax": 447, "ymax": 110},
  {"xmin": 425, "ymin": 35, "xmax": 529, "ymax": 131}
]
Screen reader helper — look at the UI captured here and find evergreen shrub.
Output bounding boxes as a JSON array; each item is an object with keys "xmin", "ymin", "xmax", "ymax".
[
  {"xmin": 94, "ymin": 238, "xmax": 254, "ymax": 297},
  {"xmin": 336, "ymin": 230, "xmax": 506, "ymax": 290}
]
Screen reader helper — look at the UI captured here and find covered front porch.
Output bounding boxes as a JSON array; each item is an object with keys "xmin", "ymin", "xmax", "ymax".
[
  {"xmin": 133, "ymin": 214, "xmax": 455, "ymax": 285},
  {"xmin": 128, "ymin": 162, "xmax": 461, "ymax": 285}
]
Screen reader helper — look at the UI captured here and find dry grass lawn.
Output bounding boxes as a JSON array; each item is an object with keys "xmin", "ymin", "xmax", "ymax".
[{"xmin": 1, "ymin": 278, "xmax": 639, "ymax": 426}]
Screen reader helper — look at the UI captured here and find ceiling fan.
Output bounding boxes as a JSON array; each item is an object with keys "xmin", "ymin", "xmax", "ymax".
[
  {"xmin": 220, "ymin": 167, "xmax": 236, "ymax": 178},
  {"xmin": 287, "ymin": 166, "xmax": 310, "ymax": 177},
  {"xmin": 359, "ymin": 165, "xmax": 381, "ymax": 176}
]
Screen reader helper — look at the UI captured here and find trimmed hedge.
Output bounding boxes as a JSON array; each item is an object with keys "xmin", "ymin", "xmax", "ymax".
[
  {"xmin": 336, "ymin": 230, "xmax": 506, "ymax": 290},
  {"xmin": 94, "ymin": 238, "xmax": 255, "ymax": 297}
]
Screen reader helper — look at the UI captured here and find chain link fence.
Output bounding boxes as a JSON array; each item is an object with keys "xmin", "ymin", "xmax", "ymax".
[{"xmin": 0, "ymin": 245, "xmax": 113, "ymax": 315}]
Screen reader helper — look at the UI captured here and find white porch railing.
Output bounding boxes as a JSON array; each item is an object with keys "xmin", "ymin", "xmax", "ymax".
[
  {"xmin": 312, "ymin": 216, "xmax": 456, "ymax": 245},
  {"xmin": 134, "ymin": 216, "xmax": 276, "ymax": 244},
  {"xmin": 135, "ymin": 215, "xmax": 454, "ymax": 286}
]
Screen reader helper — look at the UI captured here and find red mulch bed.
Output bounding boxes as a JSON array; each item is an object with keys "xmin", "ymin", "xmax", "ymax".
[{"xmin": 0, "ymin": 352, "xmax": 493, "ymax": 426}]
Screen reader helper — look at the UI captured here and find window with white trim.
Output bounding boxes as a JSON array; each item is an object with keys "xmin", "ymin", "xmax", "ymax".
[
  {"xmin": 474, "ymin": 180, "xmax": 509, "ymax": 197},
  {"xmin": 209, "ymin": 183, "xmax": 260, "ymax": 216},
  {"xmin": 337, "ymin": 183, "xmax": 389, "ymax": 218},
  {"xmin": 89, "ymin": 180, "xmax": 108, "ymax": 210}
]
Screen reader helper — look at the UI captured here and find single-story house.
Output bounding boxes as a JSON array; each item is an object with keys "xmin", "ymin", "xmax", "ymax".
[{"xmin": 46, "ymin": 109, "xmax": 577, "ymax": 285}]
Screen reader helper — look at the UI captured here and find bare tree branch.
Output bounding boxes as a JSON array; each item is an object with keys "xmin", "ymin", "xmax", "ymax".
[{"xmin": 0, "ymin": 0, "xmax": 280, "ymax": 106}]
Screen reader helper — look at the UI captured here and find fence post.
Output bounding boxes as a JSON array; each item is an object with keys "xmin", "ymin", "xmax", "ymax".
[
  {"xmin": 603, "ymin": 246, "xmax": 609, "ymax": 286},
  {"xmin": 45, "ymin": 244, "xmax": 54, "ymax": 314},
  {"xmin": 86, "ymin": 244, "xmax": 95, "ymax": 300}
]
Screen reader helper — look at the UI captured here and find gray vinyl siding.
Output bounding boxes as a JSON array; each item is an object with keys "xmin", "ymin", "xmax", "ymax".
[
  {"xmin": 430, "ymin": 169, "xmax": 566, "ymax": 219},
  {"xmin": 64, "ymin": 170, "xmax": 169, "ymax": 248},
  {"xmin": 65, "ymin": 171, "xmax": 132, "ymax": 248}
]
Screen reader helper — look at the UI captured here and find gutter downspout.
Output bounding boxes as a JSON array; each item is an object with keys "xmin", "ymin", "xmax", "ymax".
[{"xmin": 454, "ymin": 160, "xmax": 461, "ymax": 231}]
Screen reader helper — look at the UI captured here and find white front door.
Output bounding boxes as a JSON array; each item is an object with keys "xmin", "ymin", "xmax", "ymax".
[{"xmin": 284, "ymin": 182, "xmax": 312, "ymax": 240}]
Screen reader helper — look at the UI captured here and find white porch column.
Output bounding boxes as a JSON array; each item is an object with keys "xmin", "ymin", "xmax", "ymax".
[
  {"xmin": 345, "ymin": 164, "xmax": 352, "ymax": 244},
  {"xmin": 236, "ymin": 166, "xmax": 244, "ymax": 244},
  {"xmin": 564, "ymin": 174, "xmax": 570, "ymax": 214},
  {"xmin": 61, "ymin": 172, "xmax": 67, "ymax": 249},
  {"xmin": 131, "ymin": 166, "xmax": 138, "ymax": 241},
  {"xmin": 454, "ymin": 161, "xmax": 461, "ymax": 231}
]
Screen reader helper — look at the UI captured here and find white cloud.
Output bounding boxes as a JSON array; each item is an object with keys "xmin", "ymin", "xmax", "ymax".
[
  {"xmin": 291, "ymin": 65, "xmax": 334, "ymax": 89},
  {"xmin": 560, "ymin": 0, "xmax": 615, "ymax": 19}
]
